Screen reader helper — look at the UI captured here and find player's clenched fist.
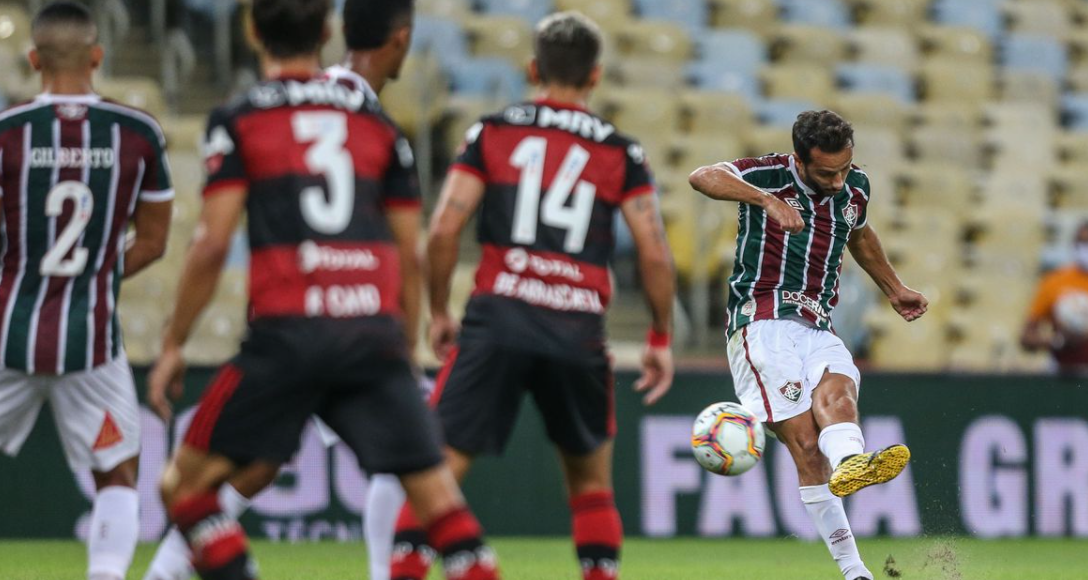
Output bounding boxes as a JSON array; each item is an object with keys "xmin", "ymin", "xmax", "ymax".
[
  {"xmin": 429, "ymin": 313, "xmax": 460, "ymax": 361},
  {"xmin": 889, "ymin": 286, "xmax": 928, "ymax": 322},
  {"xmin": 762, "ymin": 194, "xmax": 805, "ymax": 233}
]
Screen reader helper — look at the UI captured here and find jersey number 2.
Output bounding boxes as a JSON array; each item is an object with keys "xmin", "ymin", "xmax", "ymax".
[
  {"xmin": 293, "ymin": 112, "xmax": 354, "ymax": 235},
  {"xmin": 40, "ymin": 181, "xmax": 94, "ymax": 277},
  {"xmin": 510, "ymin": 137, "xmax": 596, "ymax": 254}
]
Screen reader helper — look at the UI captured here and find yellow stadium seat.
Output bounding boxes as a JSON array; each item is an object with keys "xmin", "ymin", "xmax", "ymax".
[
  {"xmin": 848, "ymin": 27, "xmax": 920, "ymax": 70},
  {"xmin": 322, "ymin": 15, "xmax": 346, "ymax": 68},
  {"xmin": 119, "ymin": 303, "xmax": 167, "ymax": 365},
  {"xmin": 772, "ymin": 25, "xmax": 850, "ymax": 65},
  {"xmin": 867, "ymin": 313, "xmax": 950, "ymax": 371},
  {"xmin": 918, "ymin": 26, "xmax": 993, "ymax": 63},
  {"xmin": 1058, "ymin": 132, "xmax": 1088, "ymax": 165},
  {"xmin": 984, "ymin": 128, "xmax": 1058, "ymax": 172},
  {"xmin": 850, "ymin": 125, "xmax": 906, "ymax": 172},
  {"xmin": 833, "ymin": 93, "xmax": 910, "ymax": 136},
  {"xmin": 762, "ymin": 64, "xmax": 837, "ymax": 106},
  {"xmin": 615, "ymin": 20, "xmax": 693, "ymax": 61},
  {"xmin": 97, "ymin": 77, "xmax": 169, "ymax": 119},
  {"xmin": 671, "ymin": 135, "xmax": 746, "ymax": 172},
  {"xmin": 918, "ymin": 59, "xmax": 995, "ymax": 103},
  {"xmin": 679, "ymin": 91, "xmax": 755, "ymax": 137},
  {"xmin": 599, "ymin": 88, "xmax": 682, "ymax": 144},
  {"xmin": 742, "ymin": 125, "xmax": 793, "ymax": 157},
  {"xmin": 417, "ymin": 0, "xmax": 472, "ymax": 21},
  {"xmin": 0, "ymin": 3, "xmax": 31, "ymax": 56},
  {"xmin": 464, "ymin": 15, "xmax": 534, "ymax": 66},
  {"xmin": 849, "ymin": 0, "xmax": 930, "ymax": 28},
  {"xmin": 608, "ymin": 58, "xmax": 688, "ymax": 88},
  {"xmin": 908, "ymin": 125, "xmax": 984, "ymax": 167},
  {"xmin": 442, "ymin": 96, "xmax": 503, "ymax": 160},
  {"xmin": 164, "ymin": 114, "xmax": 207, "ymax": 153},
  {"xmin": 896, "ymin": 163, "xmax": 976, "ymax": 216},
  {"xmin": 708, "ymin": 0, "xmax": 779, "ymax": 37},
  {"xmin": 1049, "ymin": 166, "xmax": 1088, "ymax": 209},
  {"xmin": 554, "ymin": 0, "xmax": 633, "ymax": 31},
  {"xmin": 381, "ymin": 56, "xmax": 448, "ymax": 139},
  {"xmin": 1066, "ymin": 62, "xmax": 1088, "ymax": 93},
  {"xmin": 1000, "ymin": 70, "xmax": 1059, "ymax": 109},
  {"xmin": 910, "ymin": 102, "xmax": 984, "ymax": 131},
  {"xmin": 1004, "ymin": 1, "xmax": 1073, "ymax": 39}
]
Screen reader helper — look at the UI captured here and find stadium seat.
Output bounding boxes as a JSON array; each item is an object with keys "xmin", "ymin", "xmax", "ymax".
[
  {"xmin": 908, "ymin": 125, "xmax": 984, "ymax": 167},
  {"xmin": 1057, "ymin": 131, "xmax": 1088, "ymax": 165},
  {"xmin": 757, "ymin": 98, "xmax": 819, "ymax": 127},
  {"xmin": 1049, "ymin": 166, "xmax": 1088, "ymax": 209},
  {"xmin": 867, "ymin": 315, "xmax": 950, "ymax": 371},
  {"xmin": 0, "ymin": 3, "xmax": 31, "ymax": 57},
  {"xmin": 633, "ymin": 0, "xmax": 709, "ymax": 30},
  {"xmin": 679, "ymin": 91, "xmax": 756, "ymax": 136},
  {"xmin": 836, "ymin": 63, "xmax": 915, "ymax": 103},
  {"xmin": 833, "ymin": 93, "xmax": 910, "ymax": 135},
  {"xmin": 896, "ymin": 163, "xmax": 976, "ymax": 217},
  {"xmin": 976, "ymin": 174, "xmax": 1050, "ymax": 214},
  {"xmin": 1001, "ymin": 34, "xmax": 1068, "ymax": 84},
  {"xmin": 918, "ymin": 26, "xmax": 993, "ymax": 63},
  {"xmin": 707, "ymin": 0, "xmax": 779, "ymax": 37},
  {"xmin": 848, "ymin": 27, "xmax": 920, "ymax": 71},
  {"xmin": 610, "ymin": 58, "xmax": 688, "ymax": 88},
  {"xmin": 477, "ymin": 0, "xmax": 553, "ymax": 24},
  {"xmin": 1061, "ymin": 94, "xmax": 1088, "ymax": 131},
  {"xmin": 671, "ymin": 135, "xmax": 746, "ymax": 172},
  {"xmin": 554, "ymin": 0, "xmax": 634, "ymax": 29},
  {"xmin": 693, "ymin": 29, "xmax": 767, "ymax": 76},
  {"xmin": 771, "ymin": 25, "xmax": 850, "ymax": 65},
  {"xmin": 463, "ymin": 16, "xmax": 534, "ymax": 66},
  {"xmin": 1000, "ymin": 70, "xmax": 1060, "ymax": 109},
  {"xmin": 779, "ymin": 0, "xmax": 851, "ymax": 30},
  {"xmin": 615, "ymin": 20, "xmax": 693, "ymax": 61},
  {"xmin": 97, "ymin": 77, "xmax": 168, "ymax": 118},
  {"xmin": 447, "ymin": 57, "xmax": 525, "ymax": 104},
  {"xmin": 911, "ymin": 101, "xmax": 984, "ymax": 131},
  {"xmin": 1004, "ymin": 0, "xmax": 1073, "ymax": 40},
  {"xmin": 600, "ymin": 88, "xmax": 682, "ymax": 144},
  {"xmin": 850, "ymin": 126, "xmax": 906, "ymax": 172},
  {"xmin": 416, "ymin": 0, "xmax": 472, "ymax": 21},
  {"xmin": 742, "ymin": 125, "xmax": 793, "ymax": 156},
  {"xmin": 687, "ymin": 64, "xmax": 762, "ymax": 101},
  {"xmin": 164, "ymin": 114, "xmax": 207, "ymax": 152},
  {"xmin": 411, "ymin": 16, "xmax": 470, "ymax": 70},
  {"xmin": 849, "ymin": 0, "xmax": 930, "ymax": 27},
  {"xmin": 931, "ymin": 0, "xmax": 1004, "ymax": 39},
  {"xmin": 382, "ymin": 56, "xmax": 449, "ymax": 138},
  {"xmin": 442, "ymin": 96, "xmax": 502, "ymax": 156},
  {"xmin": 918, "ymin": 59, "xmax": 995, "ymax": 102},
  {"xmin": 762, "ymin": 65, "xmax": 837, "ymax": 106}
]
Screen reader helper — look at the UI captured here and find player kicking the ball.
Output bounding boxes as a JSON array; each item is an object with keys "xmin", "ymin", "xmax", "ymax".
[
  {"xmin": 0, "ymin": 3, "xmax": 174, "ymax": 579},
  {"xmin": 689, "ymin": 110, "xmax": 927, "ymax": 580},
  {"xmin": 147, "ymin": 1, "xmax": 499, "ymax": 579},
  {"xmin": 390, "ymin": 11, "xmax": 676, "ymax": 580}
]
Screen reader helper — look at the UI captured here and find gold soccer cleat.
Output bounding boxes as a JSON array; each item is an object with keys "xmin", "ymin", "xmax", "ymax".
[{"xmin": 829, "ymin": 444, "xmax": 911, "ymax": 498}]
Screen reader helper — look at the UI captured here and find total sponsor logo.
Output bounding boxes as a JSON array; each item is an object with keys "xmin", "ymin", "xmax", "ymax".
[
  {"xmin": 30, "ymin": 147, "xmax": 115, "ymax": 169},
  {"xmin": 305, "ymin": 284, "xmax": 381, "ymax": 317},
  {"xmin": 494, "ymin": 272, "xmax": 604, "ymax": 314},
  {"xmin": 780, "ymin": 290, "xmax": 830, "ymax": 321},
  {"xmin": 298, "ymin": 240, "xmax": 379, "ymax": 274},
  {"xmin": 505, "ymin": 248, "xmax": 584, "ymax": 282}
]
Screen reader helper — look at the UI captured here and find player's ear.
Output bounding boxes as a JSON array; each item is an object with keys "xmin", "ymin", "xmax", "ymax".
[
  {"xmin": 89, "ymin": 45, "xmax": 104, "ymax": 71},
  {"xmin": 391, "ymin": 24, "xmax": 411, "ymax": 51},
  {"xmin": 587, "ymin": 64, "xmax": 602, "ymax": 90},
  {"xmin": 27, "ymin": 47, "xmax": 41, "ymax": 72},
  {"xmin": 528, "ymin": 59, "xmax": 541, "ymax": 85}
]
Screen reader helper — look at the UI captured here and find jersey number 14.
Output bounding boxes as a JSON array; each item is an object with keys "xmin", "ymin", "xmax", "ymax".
[{"xmin": 510, "ymin": 137, "xmax": 596, "ymax": 254}]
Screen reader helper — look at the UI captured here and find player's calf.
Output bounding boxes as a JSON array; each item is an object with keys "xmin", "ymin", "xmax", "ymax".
[{"xmin": 169, "ymin": 491, "xmax": 257, "ymax": 580}]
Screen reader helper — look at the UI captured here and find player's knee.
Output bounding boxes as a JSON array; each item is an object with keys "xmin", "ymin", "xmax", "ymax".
[
  {"xmin": 93, "ymin": 456, "xmax": 138, "ymax": 490},
  {"xmin": 159, "ymin": 459, "xmax": 182, "ymax": 509},
  {"xmin": 228, "ymin": 461, "xmax": 279, "ymax": 498}
]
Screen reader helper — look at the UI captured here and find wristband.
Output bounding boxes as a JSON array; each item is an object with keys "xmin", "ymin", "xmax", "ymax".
[{"xmin": 647, "ymin": 329, "xmax": 671, "ymax": 348}]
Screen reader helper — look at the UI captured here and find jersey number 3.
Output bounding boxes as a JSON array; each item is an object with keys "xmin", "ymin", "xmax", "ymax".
[
  {"xmin": 293, "ymin": 112, "xmax": 354, "ymax": 235},
  {"xmin": 40, "ymin": 181, "xmax": 94, "ymax": 277},
  {"xmin": 510, "ymin": 137, "xmax": 596, "ymax": 254}
]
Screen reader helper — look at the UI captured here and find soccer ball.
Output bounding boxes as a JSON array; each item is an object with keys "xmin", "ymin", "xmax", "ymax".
[
  {"xmin": 691, "ymin": 402, "xmax": 766, "ymax": 476},
  {"xmin": 1055, "ymin": 291, "xmax": 1088, "ymax": 338}
]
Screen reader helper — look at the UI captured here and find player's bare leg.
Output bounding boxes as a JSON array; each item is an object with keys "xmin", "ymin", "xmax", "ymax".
[
  {"xmin": 812, "ymin": 371, "xmax": 909, "ymax": 498},
  {"xmin": 559, "ymin": 442, "xmax": 622, "ymax": 580},
  {"xmin": 772, "ymin": 413, "xmax": 872, "ymax": 580},
  {"xmin": 144, "ymin": 462, "xmax": 276, "ymax": 580},
  {"xmin": 160, "ymin": 445, "xmax": 255, "ymax": 580},
  {"xmin": 88, "ymin": 456, "xmax": 140, "ymax": 580}
]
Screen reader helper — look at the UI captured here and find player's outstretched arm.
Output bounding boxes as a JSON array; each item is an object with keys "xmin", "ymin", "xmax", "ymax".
[
  {"xmin": 123, "ymin": 199, "xmax": 172, "ymax": 278},
  {"xmin": 846, "ymin": 224, "xmax": 928, "ymax": 322},
  {"xmin": 621, "ymin": 193, "xmax": 675, "ymax": 405},
  {"xmin": 388, "ymin": 206, "xmax": 423, "ymax": 359},
  {"xmin": 688, "ymin": 163, "xmax": 804, "ymax": 233},
  {"xmin": 147, "ymin": 190, "xmax": 246, "ymax": 421},
  {"xmin": 425, "ymin": 169, "xmax": 485, "ymax": 359}
]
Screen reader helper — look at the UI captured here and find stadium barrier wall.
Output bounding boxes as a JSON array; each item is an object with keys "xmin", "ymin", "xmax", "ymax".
[{"xmin": 2, "ymin": 369, "xmax": 1086, "ymax": 540}]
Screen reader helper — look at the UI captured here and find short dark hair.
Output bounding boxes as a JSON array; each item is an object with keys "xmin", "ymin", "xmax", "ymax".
[
  {"xmin": 251, "ymin": 0, "xmax": 330, "ymax": 59},
  {"xmin": 792, "ymin": 110, "xmax": 854, "ymax": 164},
  {"xmin": 342, "ymin": 0, "xmax": 413, "ymax": 50},
  {"xmin": 33, "ymin": 1, "xmax": 94, "ymax": 30},
  {"xmin": 534, "ymin": 11, "xmax": 601, "ymax": 88},
  {"xmin": 32, "ymin": 1, "xmax": 97, "ymax": 71}
]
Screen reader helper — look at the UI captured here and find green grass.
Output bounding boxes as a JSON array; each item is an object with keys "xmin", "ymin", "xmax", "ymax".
[{"xmin": 2, "ymin": 537, "xmax": 1087, "ymax": 579}]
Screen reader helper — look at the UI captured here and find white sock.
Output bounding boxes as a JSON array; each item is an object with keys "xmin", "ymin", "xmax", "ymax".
[
  {"xmin": 818, "ymin": 422, "xmax": 865, "ymax": 468},
  {"xmin": 365, "ymin": 473, "xmax": 406, "ymax": 580},
  {"xmin": 800, "ymin": 484, "xmax": 871, "ymax": 579},
  {"xmin": 87, "ymin": 486, "xmax": 139, "ymax": 580},
  {"xmin": 142, "ymin": 483, "xmax": 251, "ymax": 580}
]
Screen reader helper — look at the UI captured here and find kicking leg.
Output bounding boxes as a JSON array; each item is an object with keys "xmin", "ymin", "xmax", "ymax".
[
  {"xmin": 366, "ymin": 473, "xmax": 406, "ymax": 580},
  {"xmin": 88, "ymin": 456, "xmax": 140, "ymax": 580},
  {"xmin": 144, "ymin": 462, "xmax": 277, "ymax": 580},
  {"xmin": 559, "ymin": 442, "xmax": 621, "ymax": 580},
  {"xmin": 812, "ymin": 371, "xmax": 909, "ymax": 498},
  {"xmin": 772, "ymin": 412, "xmax": 872, "ymax": 580}
]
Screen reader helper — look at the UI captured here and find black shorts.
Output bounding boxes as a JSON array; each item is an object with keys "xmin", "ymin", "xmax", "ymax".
[
  {"xmin": 433, "ymin": 336, "xmax": 615, "ymax": 456},
  {"xmin": 184, "ymin": 317, "xmax": 444, "ymax": 475}
]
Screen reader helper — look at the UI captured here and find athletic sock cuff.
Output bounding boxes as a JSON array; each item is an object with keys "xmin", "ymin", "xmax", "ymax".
[
  {"xmin": 427, "ymin": 506, "xmax": 483, "ymax": 552},
  {"xmin": 570, "ymin": 490, "xmax": 616, "ymax": 513},
  {"xmin": 799, "ymin": 484, "xmax": 836, "ymax": 504},
  {"xmin": 169, "ymin": 492, "xmax": 222, "ymax": 532}
]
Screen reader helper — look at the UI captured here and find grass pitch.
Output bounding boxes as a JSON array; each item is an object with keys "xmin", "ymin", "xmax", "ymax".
[{"xmin": 2, "ymin": 537, "xmax": 1086, "ymax": 579}]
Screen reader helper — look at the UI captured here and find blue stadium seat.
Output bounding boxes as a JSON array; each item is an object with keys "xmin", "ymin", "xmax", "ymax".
[
  {"xmin": 411, "ymin": 17, "xmax": 469, "ymax": 71},
  {"xmin": 687, "ymin": 64, "xmax": 762, "ymax": 102},
  {"xmin": 932, "ymin": 0, "xmax": 1004, "ymax": 38},
  {"xmin": 837, "ymin": 63, "xmax": 916, "ymax": 103},
  {"xmin": 477, "ymin": 0, "xmax": 553, "ymax": 25},
  {"xmin": 448, "ymin": 57, "xmax": 527, "ymax": 103},
  {"xmin": 1061, "ymin": 94, "xmax": 1088, "ymax": 131},
  {"xmin": 779, "ymin": 0, "xmax": 851, "ymax": 30},
  {"xmin": 1002, "ymin": 34, "xmax": 1068, "ymax": 84},
  {"xmin": 693, "ymin": 29, "xmax": 767, "ymax": 75},
  {"xmin": 632, "ymin": 0, "xmax": 709, "ymax": 30},
  {"xmin": 757, "ymin": 99, "xmax": 819, "ymax": 127}
]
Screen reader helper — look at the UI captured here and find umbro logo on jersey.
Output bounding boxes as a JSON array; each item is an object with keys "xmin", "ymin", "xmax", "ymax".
[
  {"xmin": 785, "ymin": 197, "xmax": 804, "ymax": 211},
  {"xmin": 779, "ymin": 381, "xmax": 803, "ymax": 403}
]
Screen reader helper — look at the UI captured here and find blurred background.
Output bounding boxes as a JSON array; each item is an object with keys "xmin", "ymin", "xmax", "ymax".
[{"xmin": 3, "ymin": 0, "xmax": 1088, "ymax": 546}]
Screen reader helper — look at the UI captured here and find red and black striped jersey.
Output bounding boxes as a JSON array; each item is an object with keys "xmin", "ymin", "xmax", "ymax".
[
  {"xmin": 450, "ymin": 99, "xmax": 655, "ymax": 355},
  {"xmin": 0, "ymin": 94, "xmax": 172, "ymax": 374},
  {"xmin": 202, "ymin": 75, "xmax": 419, "ymax": 323}
]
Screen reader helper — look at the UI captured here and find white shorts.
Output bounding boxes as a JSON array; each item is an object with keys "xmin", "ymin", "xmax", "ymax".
[
  {"xmin": 726, "ymin": 319, "xmax": 861, "ymax": 424},
  {"xmin": 0, "ymin": 354, "xmax": 140, "ymax": 472}
]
